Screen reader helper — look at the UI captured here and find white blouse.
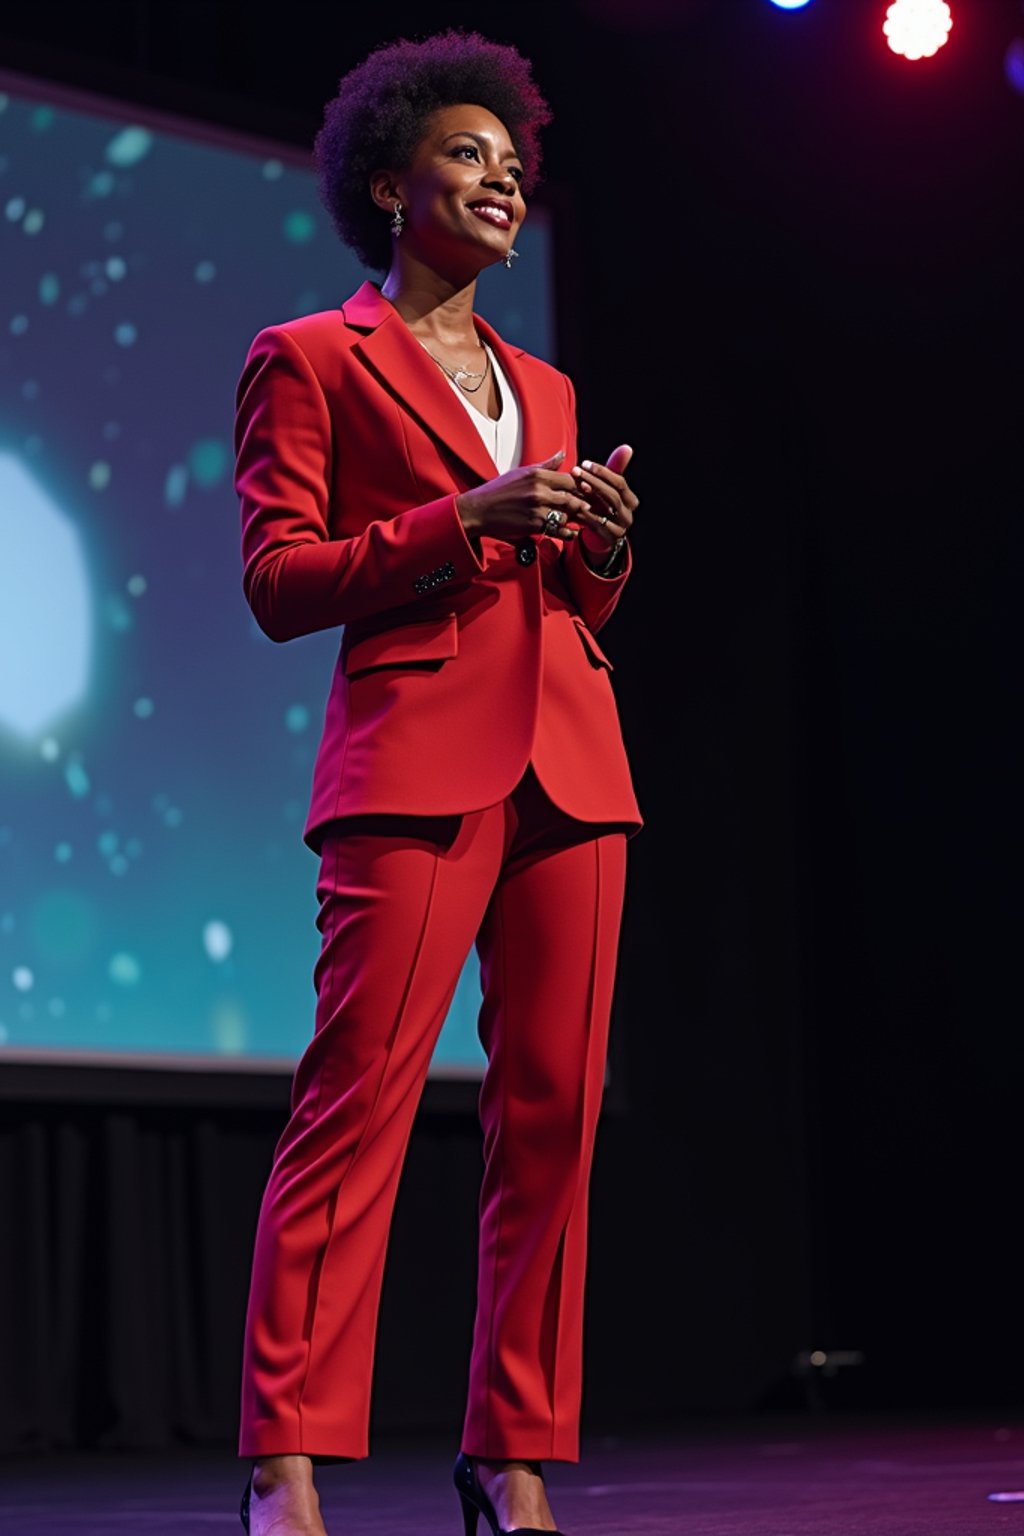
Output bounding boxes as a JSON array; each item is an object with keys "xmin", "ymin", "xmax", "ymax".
[{"xmin": 442, "ymin": 342, "xmax": 523, "ymax": 474}]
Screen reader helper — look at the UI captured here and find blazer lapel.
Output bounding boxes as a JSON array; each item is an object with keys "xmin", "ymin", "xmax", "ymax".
[{"xmin": 343, "ymin": 281, "xmax": 498, "ymax": 485}]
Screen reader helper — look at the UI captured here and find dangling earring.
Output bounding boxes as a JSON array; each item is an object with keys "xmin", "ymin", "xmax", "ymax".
[
  {"xmin": 390, "ymin": 201, "xmax": 404, "ymax": 237},
  {"xmin": 504, "ymin": 246, "xmax": 519, "ymax": 270}
]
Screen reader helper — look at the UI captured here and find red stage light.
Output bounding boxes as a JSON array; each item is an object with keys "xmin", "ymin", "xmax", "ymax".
[{"xmin": 883, "ymin": 0, "xmax": 953, "ymax": 61}]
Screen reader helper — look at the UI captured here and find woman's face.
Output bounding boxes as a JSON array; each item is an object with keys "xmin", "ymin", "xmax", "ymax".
[{"xmin": 389, "ymin": 103, "xmax": 526, "ymax": 271}]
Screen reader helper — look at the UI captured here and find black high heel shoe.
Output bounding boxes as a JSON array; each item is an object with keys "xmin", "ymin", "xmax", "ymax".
[
  {"xmin": 453, "ymin": 1452, "xmax": 565, "ymax": 1536},
  {"xmin": 239, "ymin": 1472, "xmax": 252, "ymax": 1533}
]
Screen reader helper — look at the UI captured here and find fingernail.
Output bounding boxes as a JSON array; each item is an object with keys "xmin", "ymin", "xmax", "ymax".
[{"xmin": 581, "ymin": 460, "xmax": 593, "ymax": 470}]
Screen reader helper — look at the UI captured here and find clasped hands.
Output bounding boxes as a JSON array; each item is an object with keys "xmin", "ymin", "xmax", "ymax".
[{"xmin": 455, "ymin": 445, "xmax": 638, "ymax": 562}]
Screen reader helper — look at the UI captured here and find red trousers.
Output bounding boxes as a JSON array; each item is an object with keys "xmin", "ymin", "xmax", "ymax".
[{"xmin": 239, "ymin": 765, "xmax": 628, "ymax": 1462}]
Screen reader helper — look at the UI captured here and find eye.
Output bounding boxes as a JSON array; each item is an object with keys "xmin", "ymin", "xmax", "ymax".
[
  {"xmin": 508, "ymin": 166, "xmax": 524, "ymax": 185},
  {"xmin": 452, "ymin": 143, "xmax": 480, "ymax": 161}
]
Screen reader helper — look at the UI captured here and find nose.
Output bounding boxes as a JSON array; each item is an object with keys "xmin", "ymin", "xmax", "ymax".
[{"xmin": 483, "ymin": 164, "xmax": 518, "ymax": 196}]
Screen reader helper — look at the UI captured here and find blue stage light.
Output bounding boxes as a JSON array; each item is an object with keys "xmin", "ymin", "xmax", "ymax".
[
  {"xmin": 1005, "ymin": 38, "xmax": 1024, "ymax": 96},
  {"xmin": 768, "ymin": 0, "xmax": 814, "ymax": 10}
]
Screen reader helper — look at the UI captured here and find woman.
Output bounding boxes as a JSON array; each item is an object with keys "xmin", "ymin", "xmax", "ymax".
[{"xmin": 234, "ymin": 30, "xmax": 641, "ymax": 1536}]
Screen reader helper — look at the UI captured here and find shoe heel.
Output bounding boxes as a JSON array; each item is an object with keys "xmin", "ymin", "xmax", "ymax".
[
  {"xmin": 458, "ymin": 1489, "xmax": 480, "ymax": 1536},
  {"xmin": 239, "ymin": 1473, "xmax": 252, "ymax": 1533}
]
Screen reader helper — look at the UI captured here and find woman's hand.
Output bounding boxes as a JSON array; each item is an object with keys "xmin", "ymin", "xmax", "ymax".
[
  {"xmin": 455, "ymin": 451, "xmax": 588, "ymax": 542},
  {"xmin": 571, "ymin": 445, "xmax": 638, "ymax": 560}
]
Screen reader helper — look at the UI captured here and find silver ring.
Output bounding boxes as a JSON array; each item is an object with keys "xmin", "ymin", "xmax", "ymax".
[
  {"xmin": 598, "ymin": 514, "xmax": 610, "ymax": 528},
  {"xmin": 543, "ymin": 508, "xmax": 564, "ymax": 534}
]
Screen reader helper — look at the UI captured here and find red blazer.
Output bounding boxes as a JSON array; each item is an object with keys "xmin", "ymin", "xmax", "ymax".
[{"xmin": 235, "ymin": 280, "xmax": 642, "ymax": 849}]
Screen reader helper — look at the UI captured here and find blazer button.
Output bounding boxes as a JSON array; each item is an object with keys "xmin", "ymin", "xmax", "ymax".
[{"xmin": 516, "ymin": 539, "xmax": 537, "ymax": 567}]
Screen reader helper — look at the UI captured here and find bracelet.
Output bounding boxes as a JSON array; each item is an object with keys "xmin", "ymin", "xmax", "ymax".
[{"xmin": 592, "ymin": 535, "xmax": 627, "ymax": 577}]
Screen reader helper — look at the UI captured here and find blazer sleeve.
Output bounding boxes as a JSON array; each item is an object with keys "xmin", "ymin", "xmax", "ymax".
[
  {"xmin": 557, "ymin": 373, "xmax": 633, "ymax": 634},
  {"xmin": 236, "ymin": 326, "xmax": 485, "ymax": 641}
]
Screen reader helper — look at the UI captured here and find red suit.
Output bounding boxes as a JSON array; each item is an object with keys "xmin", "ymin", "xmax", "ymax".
[{"xmin": 236, "ymin": 280, "xmax": 642, "ymax": 1462}]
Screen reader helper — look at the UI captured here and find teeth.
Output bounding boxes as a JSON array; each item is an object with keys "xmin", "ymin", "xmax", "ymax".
[{"xmin": 472, "ymin": 204, "xmax": 510, "ymax": 222}]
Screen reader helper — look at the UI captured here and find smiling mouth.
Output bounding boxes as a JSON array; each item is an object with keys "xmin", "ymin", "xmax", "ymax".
[{"xmin": 467, "ymin": 201, "xmax": 513, "ymax": 229}]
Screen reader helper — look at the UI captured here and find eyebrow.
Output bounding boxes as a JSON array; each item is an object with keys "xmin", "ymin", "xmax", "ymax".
[{"xmin": 442, "ymin": 131, "xmax": 522, "ymax": 163}]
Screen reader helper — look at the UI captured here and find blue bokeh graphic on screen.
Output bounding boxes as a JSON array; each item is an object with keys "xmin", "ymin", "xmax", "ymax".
[{"xmin": 0, "ymin": 79, "xmax": 555, "ymax": 1068}]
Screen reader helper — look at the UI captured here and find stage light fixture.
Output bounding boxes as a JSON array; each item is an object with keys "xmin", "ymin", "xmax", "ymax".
[
  {"xmin": 768, "ymin": 0, "xmax": 814, "ymax": 10},
  {"xmin": 884, "ymin": 0, "xmax": 953, "ymax": 61}
]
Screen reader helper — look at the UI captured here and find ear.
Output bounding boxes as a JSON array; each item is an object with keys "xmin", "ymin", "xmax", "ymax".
[{"xmin": 369, "ymin": 170, "xmax": 402, "ymax": 215}]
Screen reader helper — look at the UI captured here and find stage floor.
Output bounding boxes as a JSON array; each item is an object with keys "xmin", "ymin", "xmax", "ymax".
[{"xmin": 4, "ymin": 1418, "xmax": 1024, "ymax": 1534}]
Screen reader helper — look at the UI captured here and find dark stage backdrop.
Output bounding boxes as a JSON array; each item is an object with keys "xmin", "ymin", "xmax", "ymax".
[{"xmin": 0, "ymin": 0, "xmax": 1021, "ymax": 1450}]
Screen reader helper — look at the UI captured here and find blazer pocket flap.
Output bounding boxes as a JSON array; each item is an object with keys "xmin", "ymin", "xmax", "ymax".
[
  {"xmin": 344, "ymin": 613, "xmax": 459, "ymax": 677},
  {"xmin": 572, "ymin": 615, "xmax": 614, "ymax": 671}
]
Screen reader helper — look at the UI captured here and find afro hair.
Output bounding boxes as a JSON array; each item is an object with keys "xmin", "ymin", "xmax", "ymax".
[{"xmin": 314, "ymin": 29, "xmax": 552, "ymax": 272}]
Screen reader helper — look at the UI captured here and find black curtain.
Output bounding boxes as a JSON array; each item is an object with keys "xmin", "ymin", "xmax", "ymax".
[{"xmin": 0, "ymin": 1097, "xmax": 273, "ymax": 1448}]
